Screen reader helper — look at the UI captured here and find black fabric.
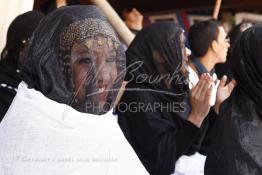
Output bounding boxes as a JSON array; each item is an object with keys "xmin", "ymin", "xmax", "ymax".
[
  {"xmin": 0, "ymin": 11, "xmax": 44, "ymax": 122},
  {"xmin": 205, "ymin": 25, "xmax": 262, "ymax": 175},
  {"xmin": 21, "ymin": 5, "xmax": 125, "ymax": 115},
  {"xmin": 205, "ymin": 88, "xmax": 262, "ymax": 175},
  {"xmin": 1, "ymin": 11, "xmax": 45, "ymax": 68},
  {"xmin": 196, "ymin": 108, "xmax": 218, "ymax": 155},
  {"xmin": 0, "ymin": 63, "xmax": 20, "ymax": 122},
  {"xmin": 116, "ymin": 22, "xmax": 202, "ymax": 175},
  {"xmin": 232, "ymin": 25, "xmax": 262, "ymax": 118},
  {"xmin": 124, "ymin": 22, "xmax": 189, "ymax": 97}
]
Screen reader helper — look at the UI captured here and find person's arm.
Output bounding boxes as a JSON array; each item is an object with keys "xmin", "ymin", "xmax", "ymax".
[
  {"xmin": 149, "ymin": 74, "xmax": 216, "ymax": 171},
  {"xmin": 117, "ymin": 92, "xmax": 199, "ymax": 174},
  {"xmin": 174, "ymin": 119, "xmax": 201, "ymax": 158},
  {"xmin": 117, "ymin": 74, "xmax": 215, "ymax": 174}
]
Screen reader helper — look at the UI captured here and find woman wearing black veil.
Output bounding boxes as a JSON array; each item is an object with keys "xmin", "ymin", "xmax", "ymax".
[
  {"xmin": 0, "ymin": 6, "xmax": 148, "ymax": 175},
  {"xmin": 0, "ymin": 11, "xmax": 44, "ymax": 121},
  {"xmin": 116, "ymin": 22, "xmax": 222, "ymax": 175},
  {"xmin": 205, "ymin": 24, "xmax": 262, "ymax": 175}
]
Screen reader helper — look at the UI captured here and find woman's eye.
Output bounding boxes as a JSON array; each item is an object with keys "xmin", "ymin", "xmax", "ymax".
[
  {"xmin": 78, "ymin": 58, "xmax": 92, "ymax": 64},
  {"xmin": 106, "ymin": 57, "xmax": 116, "ymax": 63}
]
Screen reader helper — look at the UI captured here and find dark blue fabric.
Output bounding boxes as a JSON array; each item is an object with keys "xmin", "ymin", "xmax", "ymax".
[{"xmin": 192, "ymin": 58, "xmax": 215, "ymax": 76}]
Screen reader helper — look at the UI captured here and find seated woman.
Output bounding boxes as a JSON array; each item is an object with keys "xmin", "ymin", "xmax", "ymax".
[
  {"xmin": 205, "ymin": 24, "xmax": 262, "ymax": 175},
  {"xmin": 116, "ymin": 22, "xmax": 222, "ymax": 175},
  {"xmin": 0, "ymin": 6, "xmax": 148, "ymax": 175},
  {"xmin": 0, "ymin": 11, "xmax": 44, "ymax": 121}
]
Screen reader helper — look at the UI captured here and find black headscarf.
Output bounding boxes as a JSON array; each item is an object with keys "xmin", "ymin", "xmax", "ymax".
[
  {"xmin": 21, "ymin": 6, "xmax": 125, "ymax": 115},
  {"xmin": 205, "ymin": 25, "xmax": 262, "ymax": 175},
  {"xmin": 1, "ymin": 10, "xmax": 45, "ymax": 68},
  {"xmin": 117, "ymin": 22, "xmax": 201, "ymax": 175},
  {"xmin": 124, "ymin": 22, "xmax": 189, "ymax": 96},
  {"xmin": 0, "ymin": 11, "xmax": 44, "ymax": 121},
  {"xmin": 232, "ymin": 24, "xmax": 262, "ymax": 118}
]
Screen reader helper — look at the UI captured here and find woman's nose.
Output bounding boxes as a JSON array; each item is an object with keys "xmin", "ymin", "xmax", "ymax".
[{"xmin": 97, "ymin": 65, "xmax": 110, "ymax": 83}]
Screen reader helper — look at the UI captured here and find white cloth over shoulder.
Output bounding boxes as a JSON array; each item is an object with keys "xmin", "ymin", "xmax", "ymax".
[
  {"xmin": 0, "ymin": 82, "xmax": 148, "ymax": 175},
  {"xmin": 172, "ymin": 152, "xmax": 206, "ymax": 175}
]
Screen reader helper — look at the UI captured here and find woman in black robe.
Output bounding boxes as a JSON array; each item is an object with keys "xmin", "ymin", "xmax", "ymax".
[
  {"xmin": 205, "ymin": 24, "xmax": 262, "ymax": 175},
  {"xmin": 0, "ymin": 11, "xmax": 44, "ymax": 121},
  {"xmin": 116, "ymin": 22, "xmax": 216, "ymax": 175}
]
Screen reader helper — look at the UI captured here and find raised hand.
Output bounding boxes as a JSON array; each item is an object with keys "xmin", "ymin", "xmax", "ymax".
[
  {"xmin": 214, "ymin": 75, "xmax": 237, "ymax": 114},
  {"xmin": 188, "ymin": 73, "xmax": 214, "ymax": 128}
]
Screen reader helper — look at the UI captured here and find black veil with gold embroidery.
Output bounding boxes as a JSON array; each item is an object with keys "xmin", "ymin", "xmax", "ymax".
[{"xmin": 21, "ymin": 6, "xmax": 126, "ymax": 115}]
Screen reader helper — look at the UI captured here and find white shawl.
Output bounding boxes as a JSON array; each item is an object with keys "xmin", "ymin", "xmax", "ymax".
[{"xmin": 0, "ymin": 82, "xmax": 148, "ymax": 175}]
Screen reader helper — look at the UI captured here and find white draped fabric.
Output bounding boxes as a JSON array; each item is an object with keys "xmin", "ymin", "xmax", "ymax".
[
  {"xmin": 0, "ymin": 82, "xmax": 148, "ymax": 175},
  {"xmin": 173, "ymin": 153, "xmax": 206, "ymax": 175}
]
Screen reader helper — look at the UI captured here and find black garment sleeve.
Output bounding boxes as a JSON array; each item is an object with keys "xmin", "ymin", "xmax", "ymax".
[
  {"xmin": 0, "ymin": 87, "xmax": 17, "ymax": 122},
  {"xmin": 175, "ymin": 120, "xmax": 202, "ymax": 157},
  {"xmin": 198, "ymin": 107, "xmax": 219, "ymax": 155},
  {"xmin": 117, "ymin": 90, "xmax": 200, "ymax": 175}
]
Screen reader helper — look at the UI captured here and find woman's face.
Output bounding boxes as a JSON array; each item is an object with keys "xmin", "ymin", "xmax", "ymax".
[
  {"xmin": 70, "ymin": 37, "xmax": 118, "ymax": 113},
  {"xmin": 179, "ymin": 33, "xmax": 191, "ymax": 76}
]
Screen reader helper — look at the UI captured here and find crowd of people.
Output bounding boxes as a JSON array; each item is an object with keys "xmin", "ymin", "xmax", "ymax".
[{"xmin": 0, "ymin": 4, "xmax": 261, "ymax": 175}]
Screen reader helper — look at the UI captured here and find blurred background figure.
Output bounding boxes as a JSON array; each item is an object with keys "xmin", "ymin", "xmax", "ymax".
[
  {"xmin": 0, "ymin": 10, "xmax": 44, "ymax": 121},
  {"xmin": 122, "ymin": 7, "xmax": 143, "ymax": 34},
  {"xmin": 188, "ymin": 19, "xmax": 230, "ymax": 86},
  {"xmin": 215, "ymin": 21, "xmax": 253, "ymax": 81}
]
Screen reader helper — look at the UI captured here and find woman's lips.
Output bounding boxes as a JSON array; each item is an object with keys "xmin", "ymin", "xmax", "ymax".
[{"xmin": 97, "ymin": 86, "xmax": 108, "ymax": 102}]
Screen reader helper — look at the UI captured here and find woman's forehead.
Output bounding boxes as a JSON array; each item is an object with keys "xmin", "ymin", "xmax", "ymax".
[
  {"xmin": 59, "ymin": 18, "xmax": 119, "ymax": 49},
  {"xmin": 72, "ymin": 37, "xmax": 118, "ymax": 52}
]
